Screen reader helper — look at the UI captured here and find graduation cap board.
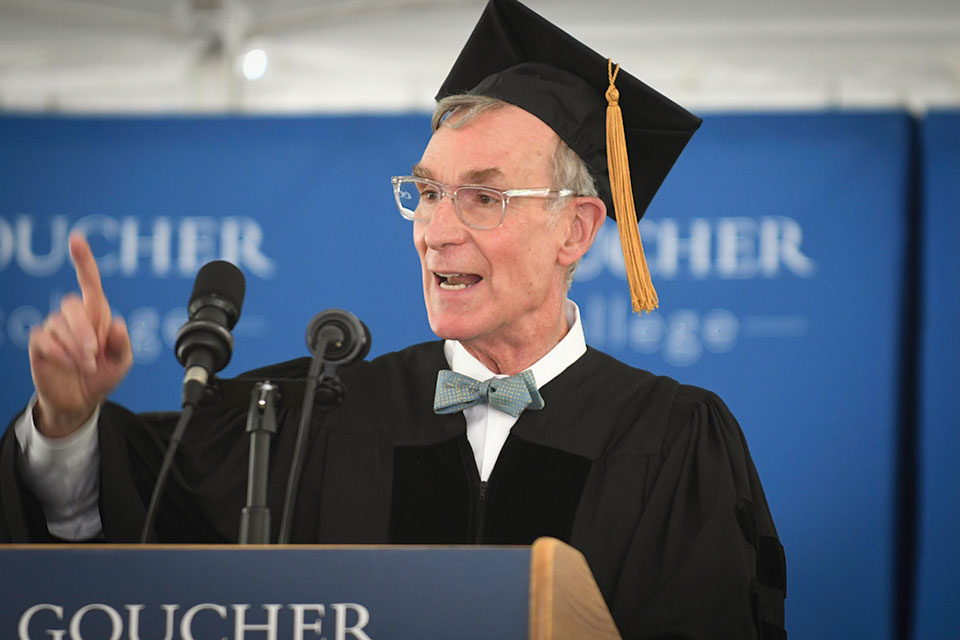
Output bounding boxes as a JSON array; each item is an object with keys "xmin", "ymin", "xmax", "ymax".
[{"xmin": 437, "ymin": 0, "xmax": 702, "ymax": 312}]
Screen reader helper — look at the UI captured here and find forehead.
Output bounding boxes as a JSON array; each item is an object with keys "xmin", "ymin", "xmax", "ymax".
[{"xmin": 417, "ymin": 104, "xmax": 559, "ymax": 185}]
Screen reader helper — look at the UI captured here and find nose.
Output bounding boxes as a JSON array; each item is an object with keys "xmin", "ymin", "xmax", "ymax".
[{"xmin": 422, "ymin": 191, "xmax": 468, "ymax": 249}]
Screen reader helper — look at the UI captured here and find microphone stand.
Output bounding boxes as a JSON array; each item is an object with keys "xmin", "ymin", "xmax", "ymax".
[
  {"xmin": 208, "ymin": 364, "xmax": 346, "ymax": 545},
  {"xmin": 238, "ymin": 381, "xmax": 280, "ymax": 544}
]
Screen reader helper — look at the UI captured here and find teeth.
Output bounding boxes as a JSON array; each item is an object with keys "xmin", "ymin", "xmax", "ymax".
[{"xmin": 435, "ymin": 272, "xmax": 478, "ymax": 291}]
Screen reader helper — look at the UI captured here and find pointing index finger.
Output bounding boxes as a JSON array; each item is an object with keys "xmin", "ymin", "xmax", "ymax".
[{"xmin": 69, "ymin": 232, "xmax": 110, "ymax": 342}]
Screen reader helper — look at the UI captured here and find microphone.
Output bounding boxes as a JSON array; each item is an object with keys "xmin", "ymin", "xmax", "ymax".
[
  {"xmin": 306, "ymin": 309, "xmax": 371, "ymax": 365},
  {"xmin": 142, "ymin": 260, "xmax": 244, "ymax": 542},
  {"xmin": 174, "ymin": 260, "xmax": 245, "ymax": 405}
]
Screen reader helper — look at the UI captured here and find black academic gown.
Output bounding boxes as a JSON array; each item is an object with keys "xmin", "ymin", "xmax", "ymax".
[{"xmin": 1, "ymin": 341, "xmax": 786, "ymax": 639}]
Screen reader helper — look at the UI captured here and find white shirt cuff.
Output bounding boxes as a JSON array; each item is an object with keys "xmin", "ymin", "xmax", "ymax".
[{"xmin": 14, "ymin": 396, "xmax": 104, "ymax": 540}]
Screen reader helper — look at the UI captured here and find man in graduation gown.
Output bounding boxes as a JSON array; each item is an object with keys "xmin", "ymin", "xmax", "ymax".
[{"xmin": 0, "ymin": 0, "xmax": 786, "ymax": 638}]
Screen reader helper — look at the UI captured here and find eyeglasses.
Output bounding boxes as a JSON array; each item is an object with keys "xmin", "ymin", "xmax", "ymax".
[{"xmin": 391, "ymin": 176, "xmax": 577, "ymax": 230}]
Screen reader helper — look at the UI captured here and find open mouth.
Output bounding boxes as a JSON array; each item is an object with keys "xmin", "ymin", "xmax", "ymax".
[{"xmin": 435, "ymin": 272, "xmax": 483, "ymax": 290}]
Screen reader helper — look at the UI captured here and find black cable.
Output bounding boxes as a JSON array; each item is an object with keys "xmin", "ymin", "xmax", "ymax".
[
  {"xmin": 277, "ymin": 343, "xmax": 326, "ymax": 544},
  {"xmin": 139, "ymin": 381, "xmax": 204, "ymax": 544}
]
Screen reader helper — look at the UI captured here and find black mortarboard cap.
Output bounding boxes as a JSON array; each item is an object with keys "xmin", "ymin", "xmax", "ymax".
[{"xmin": 437, "ymin": 0, "xmax": 701, "ymax": 221}]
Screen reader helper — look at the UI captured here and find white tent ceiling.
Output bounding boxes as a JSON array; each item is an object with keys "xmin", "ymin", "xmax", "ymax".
[{"xmin": 1, "ymin": 0, "xmax": 959, "ymax": 114}]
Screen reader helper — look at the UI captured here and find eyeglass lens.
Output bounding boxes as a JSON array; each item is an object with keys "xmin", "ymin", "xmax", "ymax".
[{"xmin": 396, "ymin": 179, "xmax": 504, "ymax": 229}]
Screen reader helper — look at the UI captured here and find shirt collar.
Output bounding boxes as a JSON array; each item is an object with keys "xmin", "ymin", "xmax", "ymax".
[{"xmin": 443, "ymin": 300, "xmax": 586, "ymax": 389}]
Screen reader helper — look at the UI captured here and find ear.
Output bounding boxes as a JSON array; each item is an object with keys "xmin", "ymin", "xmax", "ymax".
[{"xmin": 557, "ymin": 196, "xmax": 606, "ymax": 267}]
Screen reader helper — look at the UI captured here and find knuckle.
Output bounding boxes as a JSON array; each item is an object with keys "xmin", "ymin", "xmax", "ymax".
[{"xmin": 44, "ymin": 313, "xmax": 62, "ymax": 331}]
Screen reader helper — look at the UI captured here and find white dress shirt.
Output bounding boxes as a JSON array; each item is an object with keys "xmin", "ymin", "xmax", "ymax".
[
  {"xmin": 15, "ymin": 300, "xmax": 587, "ymax": 538},
  {"xmin": 444, "ymin": 300, "xmax": 586, "ymax": 481}
]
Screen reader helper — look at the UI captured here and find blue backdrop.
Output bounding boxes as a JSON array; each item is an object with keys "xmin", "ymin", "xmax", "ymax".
[
  {"xmin": 0, "ymin": 110, "xmax": 952, "ymax": 639},
  {"xmin": 915, "ymin": 112, "xmax": 960, "ymax": 640}
]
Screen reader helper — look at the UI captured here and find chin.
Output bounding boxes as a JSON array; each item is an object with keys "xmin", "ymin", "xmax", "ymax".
[
  {"xmin": 428, "ymin": 318, "xmax": 467, "ymax": 341},
  {"xmin": 426, "ymin": 310, "xmax": 481, "ymax": 342}
]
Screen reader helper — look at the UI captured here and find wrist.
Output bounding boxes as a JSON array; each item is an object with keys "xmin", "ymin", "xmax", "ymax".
[{"xmin": 33, "ymin": 398, "xmax": 99, "ymax": 439}]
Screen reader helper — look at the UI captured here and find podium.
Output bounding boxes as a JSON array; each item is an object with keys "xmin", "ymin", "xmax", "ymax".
[{"xmin": 1, "ymin": 537, "xmax": 621, "ymax": 639}]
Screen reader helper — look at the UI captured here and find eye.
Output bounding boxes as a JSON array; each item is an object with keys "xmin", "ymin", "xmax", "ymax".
[
  {"xmin": 418, "ymin": 186, "xmax": 441, "ymax": 202},
  {"xmin": 465, "ymin": 188, "xmax": 504, "ymax": 208}
]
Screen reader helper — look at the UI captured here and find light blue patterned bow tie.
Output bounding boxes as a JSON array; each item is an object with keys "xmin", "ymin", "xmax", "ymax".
[{"xmin": 433, "ymin": 369, "xmax": 545, "ymax": 418}]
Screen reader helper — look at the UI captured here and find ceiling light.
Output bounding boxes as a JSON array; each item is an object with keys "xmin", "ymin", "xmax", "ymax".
[{"xmin": 242, "ymin": 49, "xmax": 268, "ymax": 81}]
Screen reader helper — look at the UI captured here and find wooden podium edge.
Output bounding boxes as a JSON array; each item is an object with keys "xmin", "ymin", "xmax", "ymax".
[{"xmin": 528, "ymin": 537, "xmax": 622, "ymax": 640}]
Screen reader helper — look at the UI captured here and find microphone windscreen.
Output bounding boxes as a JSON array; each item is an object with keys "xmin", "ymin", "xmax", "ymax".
[
  {"xmin": 306, "ymin": 309, "xmax": 371, "ymax": 365},
  {"xmin": 189, "ymin": 261, "xmax": 246, "ymax": 327}
]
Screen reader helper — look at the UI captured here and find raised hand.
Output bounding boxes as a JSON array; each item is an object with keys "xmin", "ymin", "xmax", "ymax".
[{"xmin": 28, "ymin": 232, "xmax": 133, "ymax": 438}]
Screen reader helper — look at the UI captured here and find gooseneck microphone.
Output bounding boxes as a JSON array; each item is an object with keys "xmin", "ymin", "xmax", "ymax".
[
  {"xmin": 175, "ymin": 261, "xmax": 245, "ymax": 405},
  {"xmin": 141, "ymin": 260, "xmax": 245, "ymax": 543}
]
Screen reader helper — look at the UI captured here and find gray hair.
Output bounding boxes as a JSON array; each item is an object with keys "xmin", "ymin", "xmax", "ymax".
[{"xmin": 432, "ymin": 94, "xmax": 598, "ymax": 288}]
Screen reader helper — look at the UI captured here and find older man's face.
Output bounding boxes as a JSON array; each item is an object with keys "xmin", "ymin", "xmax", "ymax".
[{"xmin": 412, "ymin": 105, "xmax": 575, "ymax": 359}]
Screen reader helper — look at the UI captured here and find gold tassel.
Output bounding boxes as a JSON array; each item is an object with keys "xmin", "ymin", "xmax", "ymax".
[{"xmin": 606, "ymin": 59, "xmax": 658, "ymax": 313}]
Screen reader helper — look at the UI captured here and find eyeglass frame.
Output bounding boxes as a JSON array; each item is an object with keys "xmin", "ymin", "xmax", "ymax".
[{"xmin": 391, "ymin": 175, "xmax": 578, "ymax": 230}]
